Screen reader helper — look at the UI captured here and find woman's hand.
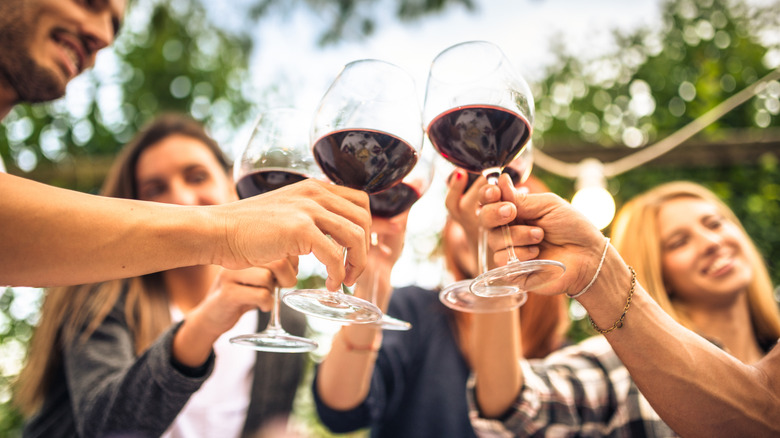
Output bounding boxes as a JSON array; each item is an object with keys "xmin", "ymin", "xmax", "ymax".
[{"xmin": 173, "ymin": 258, "xmax": 298, "ymax": 367}]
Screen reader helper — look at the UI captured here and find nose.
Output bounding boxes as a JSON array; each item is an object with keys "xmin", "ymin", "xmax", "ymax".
[
  {"xmin": 166, "ymin": 181, "xmax": 200, "ymax": 206},
  {"xmin": 80, "ymin": 10, "xmax": 116, "ymax": 57},
  {"xmin": 695, "ymin": 227, "xmax": 723, "ymax": 255}
]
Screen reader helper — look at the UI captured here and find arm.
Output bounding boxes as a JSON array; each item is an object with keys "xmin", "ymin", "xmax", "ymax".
[
  {"xmin": 315, "ymin": 213, "xmax": 407, "ymax": 411},
  {"xmin": 65, "ymin": 301, "xmax": 213, "ymax": 438},
  {"xmin": 479, "ymin": 176, "xmax": 780, "ymax": 437},
  {"xmin": 0, "ymin": 174, "xmax": 369, "ymax": 289}
]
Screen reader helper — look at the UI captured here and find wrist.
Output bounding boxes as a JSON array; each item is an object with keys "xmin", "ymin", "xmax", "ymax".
[
  {"xmin": 338, "ymin": 326, "xmax": 382, "ymax": 353},
  {"xmin": 576, "ymin": 248, "xmax": 634, "ymax": 329}
]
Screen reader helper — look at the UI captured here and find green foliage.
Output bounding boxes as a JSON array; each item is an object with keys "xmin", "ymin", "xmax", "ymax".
[
  {"xmin": 0, "ymin": 0, "xmax": 254, "ymax": 189},
  {"xmin": 246, "ymin": 0, "xmax": 475, "ymax": 46},
  {"xmin": 532, "ymin": 0, "xmax": 779, "ymax": 150}
]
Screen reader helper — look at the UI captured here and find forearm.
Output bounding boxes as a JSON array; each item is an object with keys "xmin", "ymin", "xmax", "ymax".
[
  {"xmin": 0, "ymin": 173, "xmax": 220, "ymax": 286},
  {"xmin": 472, "ymin": 309, "xmax": 523, "ymax": 418},
  {"xmin": 579, "ymin": 249, "xmax": 780, "ymax": 437},
  {"xmin": 316, "ymin": 325, "xmax": 382, "ymax": 410}
]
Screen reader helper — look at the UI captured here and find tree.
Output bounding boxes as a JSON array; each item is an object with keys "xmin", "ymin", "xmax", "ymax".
[{"xmin": 0, "ymin": 0, "xmax": 254, "ymax": 192}]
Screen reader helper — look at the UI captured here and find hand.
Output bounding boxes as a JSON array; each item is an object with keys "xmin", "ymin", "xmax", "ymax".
[
  {"xmin": 478, "ymin": 174, "xmax": 606, "ymax": 296},
  {"xmin": 444, "ymin": 169, "xmax": 485, "ymax": 251},
  {"xmin": 173, "ymin": 261, "xmax": 297, "ymax": 367},
  {"xmin": 353, "ymin": 210, "xmax": 409, "ymax": 307},
  {"xmin": 215, "ymin": 179, "xmax": 371, "ymax": 291}
]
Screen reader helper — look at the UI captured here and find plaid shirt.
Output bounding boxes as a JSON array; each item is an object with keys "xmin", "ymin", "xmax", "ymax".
[{"xmin": 468, "ymin": 336, "xmax": 678, "ymax": 437}]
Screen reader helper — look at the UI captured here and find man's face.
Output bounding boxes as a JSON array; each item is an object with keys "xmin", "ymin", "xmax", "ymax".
[{"xmin": 0, "ymin": 0, "xmax": 125, "ymax": 104}]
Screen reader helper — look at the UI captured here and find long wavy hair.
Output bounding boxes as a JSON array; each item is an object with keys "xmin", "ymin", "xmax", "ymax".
[
  {"xmin": 611, "ymin": 181, "xmax": 780, "ymax": 347},
  {"xmin": 14, "ymin": 113, "xmax": 230, "ymax": 416}
]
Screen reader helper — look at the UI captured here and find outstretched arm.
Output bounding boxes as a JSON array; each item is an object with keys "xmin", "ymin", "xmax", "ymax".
[
  {"xmin": 0, "ymin": 174, "xmax": 370, "ymax": 290},
  {"xmin": 315, "ymin": 212, "xmax": 407, "ymax": 411},
  {"xmin": 479, "ymin": 175, "xmax": 780, "ymax": 437}
]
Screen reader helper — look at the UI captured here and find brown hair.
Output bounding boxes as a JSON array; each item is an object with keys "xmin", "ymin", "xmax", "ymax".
[
  {"xmin": 14, "ymin": 113, "xmax": 229, "ymax": 416},
  {"xmin": 611, "ymin": 181, "xmax": 780, "ymax": 346}
]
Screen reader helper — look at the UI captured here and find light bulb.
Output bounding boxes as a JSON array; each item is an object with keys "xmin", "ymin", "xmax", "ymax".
[
  {"xmin": 571, "ymin": 158, "xmax": 615, "ymax": 230},
  {"xmin": 572, "ymin": 186, "xmax": 615, "ymax": 230}
]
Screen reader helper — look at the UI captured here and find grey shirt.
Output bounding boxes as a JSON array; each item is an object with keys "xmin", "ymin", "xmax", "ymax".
[{"xmin": 23, "ymin": 291, "xmax": 306, "ymax": 438}]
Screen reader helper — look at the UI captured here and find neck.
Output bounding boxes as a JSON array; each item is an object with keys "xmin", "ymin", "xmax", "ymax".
[
  {"xmin": 163, "ymin": 265, "xmax": 220, "ymax": 313},
  {"xmin": 681, "ymin": 291, "xmax": 763, "ymax": 363}
]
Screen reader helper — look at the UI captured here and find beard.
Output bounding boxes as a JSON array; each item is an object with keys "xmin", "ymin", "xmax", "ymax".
[{"xmin": 0, "ymin": 3, "xmax": 68, "ymax": 104}]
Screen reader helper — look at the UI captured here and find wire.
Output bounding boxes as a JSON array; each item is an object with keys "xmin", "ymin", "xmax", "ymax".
[{"xmin": 533, "ymin": 67, "xmax": 780, "ymax": 179}]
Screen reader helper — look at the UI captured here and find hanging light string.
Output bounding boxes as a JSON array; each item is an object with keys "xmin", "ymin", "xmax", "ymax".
[{"xmin": 534, "ymin": 67, "xmax": 780, "ymax": 180}]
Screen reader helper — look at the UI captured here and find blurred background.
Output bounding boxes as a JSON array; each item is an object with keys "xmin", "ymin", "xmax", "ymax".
[{"xmin": 1, "ymin": 0, "xmax": 779, "ymax": 435}]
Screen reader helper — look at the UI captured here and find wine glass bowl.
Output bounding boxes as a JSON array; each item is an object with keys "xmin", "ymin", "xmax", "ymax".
[
  {"xmin": 310, "ymin": 59, "xmax": 424, "ymax": 195},
  {"xmin": 230, "ymin": 108, "xmax": 322, "ymax": 352}
]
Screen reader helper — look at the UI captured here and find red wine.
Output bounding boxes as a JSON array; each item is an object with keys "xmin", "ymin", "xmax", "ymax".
[
  {"xmin": 312, "ymin": 129, "xmax": 418, "ymax": 194},
  {"xmin": 369, "ymin": 182, "xmax": 421, "ymax": 218},
  {"xmin": 236, "ymin": 169, "xmax": 308, "ymax": 199},
  {"xmin": 427, "ymin": 105, "xmax": 531, "ymax": 175}
]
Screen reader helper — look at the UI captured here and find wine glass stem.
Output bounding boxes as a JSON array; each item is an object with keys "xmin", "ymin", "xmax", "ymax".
[
  {"xmin": 267, "ymin": 286, "xmax": 283, "ymax": 331},
  {"xmin": 484, "ymin": 174, "xmax": 519, "ymax": 265},
  {"xmin": 369, "ymin": 232, "xmax": 381, "ymax": 306}
]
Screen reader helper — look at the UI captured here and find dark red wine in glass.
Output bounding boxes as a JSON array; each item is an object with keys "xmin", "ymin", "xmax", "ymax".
[
  {"xmin": 427, "ymin": 104, "xmax": 530, "ymax": 176},
  {"xmin": 312, "ymin": 128, "xmax": 418, "ymax": 194},
  {"xmin": 236, "ymin": 169, "xmax": 308, "ymax": 199},
  {"xmin": 369, "ymin": 182, "xmax": 422, "ymax": 218}
]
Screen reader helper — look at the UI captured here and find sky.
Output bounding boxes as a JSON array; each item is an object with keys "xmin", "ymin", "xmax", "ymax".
[
  {"xmin": 241, "ymin": 0, "xmax": 663, "ymax": 116},
  {"xmin": 214, "ymin": 0, "xmax": 668, "ymax": 292}
]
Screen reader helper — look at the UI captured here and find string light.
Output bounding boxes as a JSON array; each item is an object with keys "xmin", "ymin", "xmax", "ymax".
[
  {"xmin": 533, "ymin": 67, "xmax": 780, "ymax": 226},
  {"xmin": 571, "ymin": 159, "xmax": 615, "ymax": 229}
]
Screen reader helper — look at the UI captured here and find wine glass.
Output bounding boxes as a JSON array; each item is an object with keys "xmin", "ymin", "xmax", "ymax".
[
  {"xmin": 283, "ymin": 59, "xmax": 424, "ymax": 321},
  {"xmin": 439, "ymin": 145, "xmax": 532, "ymax": 312},
  {"xmin": 366, "ymin": 143, "xmax": 435, "ymax": 330},
  {"xmin": 229, "ymin": 108, "xmax": 378, "ymax": 351},
  {"xmin": 424, "ymin": 40, "xmax": 564, "ymax": 300}
]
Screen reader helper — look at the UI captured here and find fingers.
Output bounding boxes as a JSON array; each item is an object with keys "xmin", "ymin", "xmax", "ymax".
[
  {"xmin": 215, "ymin": 269, "xmax": 274, "ymax": 312},
  {"xmin": 280, "ymin": 180, "xmax": 371, "ymax": 289},
  {"xmin": 485, "ymin": 225, "xmax": 544, "ymax": 258},
  {"xmin": 479, "ymin": 198, "xmax": 517, "ymax": 230},
  {"xmin": 263, "ymin": 258, "xmax": 299, "ymax": 288},
  {"xmin": 445, "ymin": 169, "xmax": 469, "ymax": 215}
]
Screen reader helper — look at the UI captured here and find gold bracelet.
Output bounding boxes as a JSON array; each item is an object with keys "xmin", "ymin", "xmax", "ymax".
[{"xmin": 588, "ymin": 266, "xmax": 636, "ymax": 335}]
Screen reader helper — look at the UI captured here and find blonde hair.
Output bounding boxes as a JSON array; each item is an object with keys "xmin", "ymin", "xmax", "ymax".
[
  {"xmin": 14, "ymin": 113, "xmax": 226, "ymax": 416},
  {"xmin": 611, "ymin": 181, "xmax": 780, "ymax": 345}
]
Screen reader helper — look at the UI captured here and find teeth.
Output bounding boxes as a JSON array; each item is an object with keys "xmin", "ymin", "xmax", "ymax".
[
  {"xmin": 62, "ymin": 44, "xmax": 80, "ymax": 72},
  {"xmin": 707, "ymin": 256, "xmax": 730, "ymax": 274}
]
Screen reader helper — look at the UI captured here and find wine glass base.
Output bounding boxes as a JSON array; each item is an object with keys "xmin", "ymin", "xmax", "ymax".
[
  {"xmin": 471, "ymin": 259, "xmax": 565, "ymax": 298},
  {"xmin": 229, "ymin": 332, "xmax": 318, "ymax": 353},
  {"xmin": 376, "ymin": 314, "xmax": 412, "ymax": 331},
  {"xmin": 439, "ymin": 280, "xmax": 527, "ymax": 313},
  {"xmin": 282, "ymin": 289, "xmax": 383, "ymax": 324}
]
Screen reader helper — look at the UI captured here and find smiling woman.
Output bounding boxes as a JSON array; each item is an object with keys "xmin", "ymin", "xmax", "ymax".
[
  {"xmin": 467, "ymin": 179, "xmax": 780, "ymax": 436},
  {"xmin": 611, "ymin": 181, "xmax": 780, "ymax": 359}
]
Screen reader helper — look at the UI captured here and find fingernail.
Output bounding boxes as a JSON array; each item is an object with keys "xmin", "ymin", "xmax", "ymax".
[
  {"xmin": 499, "ymin": 204, "xmax": 513, "ymax": 218},
  {"xmin": 530, "ymin": 228, "xmax": 543, "ymax": 242},
  {"xmin": 455, "ymin": 170, "xmax": 463, "ymax": 180}
]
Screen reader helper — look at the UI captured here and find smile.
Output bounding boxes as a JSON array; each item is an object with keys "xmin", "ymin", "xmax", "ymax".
[
  {"xmin": 704, "ymin": 254, "xmax": 734, "ymax": 276},
  {"xmin": 51, "ymin": 31, "xmax": 85, "ymax": 78}
]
